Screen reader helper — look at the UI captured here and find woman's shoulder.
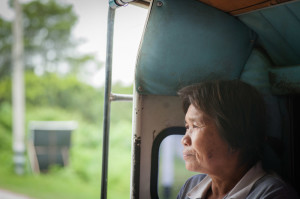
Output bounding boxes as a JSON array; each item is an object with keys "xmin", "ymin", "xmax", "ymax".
[
  {"xmin": 177, "ymin": 174, "xmax": 207, "ymax": 199},
  {"xmin": 185, "ymin": 174, "xmax": 207, "ymax": 185},
  {"xmin": 247, "ymin": 173, "xmax": 299, "ymax": 198}
]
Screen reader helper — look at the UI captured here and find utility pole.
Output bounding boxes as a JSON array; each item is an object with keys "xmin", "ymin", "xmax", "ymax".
[{"xmin": 12, "ymin": 0, "xmax": 25, "ymax": 175}]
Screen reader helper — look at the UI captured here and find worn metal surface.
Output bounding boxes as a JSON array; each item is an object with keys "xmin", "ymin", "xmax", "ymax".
[
  {"xmin": 132, "ymin": 94, "xmax": 185, "ymax": 199},
  {"xmin": 101, "ymin": 7, "xmax": 115, "ymax": 199},
  {"xmin": 109, "ymin": 0, "xmax": 150, "ymax": 9},
  {"xmin": 131, "ymin": 93, "xmax": 143, "ymax": 199},
  {"xmin": 110, "ymin": 93, "xmax": 133, "ymax": 101},
  {"xmin": 131, "ymin": 134, "xmax": 141, "ymax": 199},
  {"xmin": 131, "ymin": 0, "xmax": 150, "ymax": 9},
  {"xmin": 109, "ymin": 0, "xmax": 135, "ymax": 8}
]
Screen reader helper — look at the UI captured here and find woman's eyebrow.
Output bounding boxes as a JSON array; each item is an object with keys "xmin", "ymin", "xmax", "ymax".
[
  {"xmin": 195, "ymin": 116, "xmax": 208, "ymax": 125},
  {"xmin": 185, "ymin": 115, "xmax": 197, "ymax": 122},
  {"xmin": 186, "ymin": 114, "xmax": 204, "ymax": 122}
]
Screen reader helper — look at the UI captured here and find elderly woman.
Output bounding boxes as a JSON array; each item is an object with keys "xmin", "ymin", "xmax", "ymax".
[{"xmin": 177, "ymin": 80, "xmax": 298, "ymax": 199}]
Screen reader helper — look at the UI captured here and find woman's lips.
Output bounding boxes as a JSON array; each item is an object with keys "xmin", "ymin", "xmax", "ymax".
[{"xmin": 183, "ymin": 151, "xmax": 194, "ymax": 160}]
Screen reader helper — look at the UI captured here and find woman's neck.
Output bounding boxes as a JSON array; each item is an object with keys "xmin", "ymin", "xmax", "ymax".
[{"xmin": 206, "ymin": 164, "xmax": 250, "ymax": 199}]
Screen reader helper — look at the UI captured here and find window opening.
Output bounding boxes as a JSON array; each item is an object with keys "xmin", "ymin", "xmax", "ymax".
[{"xmin": 150, "ymin": 127, "xmax": 197, "ymax": 199}]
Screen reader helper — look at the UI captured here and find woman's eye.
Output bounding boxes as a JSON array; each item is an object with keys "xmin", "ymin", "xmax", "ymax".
[{"xmin": 193, "ymin": 122, "xmax": 205, "ymax": 129}]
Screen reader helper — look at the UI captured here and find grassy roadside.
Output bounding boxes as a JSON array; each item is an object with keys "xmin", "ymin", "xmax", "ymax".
[
  {"xmin": 0, "ymin": 101, "xmax": 133, "ymax": 199},
  {"xmin": 0, "ymin": 168, "xmax": 100, "ymax": 199}
]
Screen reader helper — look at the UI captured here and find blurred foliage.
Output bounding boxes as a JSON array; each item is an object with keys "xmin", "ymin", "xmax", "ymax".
[
  {"xmin": 0, "ymin": 71, "xmax": 133, "ymax": 199},
  {"xmin": 25, "ymin": 72, "xmax": 104, "ymax": 123},
  {"xmin": 0, "ymin": 17, "xmax": 12, "ymax": 76},
  {"xmin": 0, "ymin": 102, "xmax": 12, "ymax": 150},
  {"xmin": 0, "ymin": 75, "xmax": 11, "ymax": 103},
  {"xmin": 0, "ymin": 0, "xmax": 102, "ymax": 78},
  {"xmin": 0, "ymin": 0, "xmax": 134, "ymax": 198},
  {"xmin": 22, "ymin": 0, "xmax": 77, "ymax": 68},
  {"xmin": 0, "ymin": 71, "xmax": 104, "ymax": 123}
]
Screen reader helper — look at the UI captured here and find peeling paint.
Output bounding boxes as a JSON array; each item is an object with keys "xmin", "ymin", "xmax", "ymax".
[{"xmin": 131, "ymin": 135, "xmax": 141, "ymax": 199}]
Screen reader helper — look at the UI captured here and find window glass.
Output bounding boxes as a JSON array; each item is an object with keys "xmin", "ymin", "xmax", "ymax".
[{"xmin": 158, "ymin": 135, "xmax": 197, "ymax": 199}]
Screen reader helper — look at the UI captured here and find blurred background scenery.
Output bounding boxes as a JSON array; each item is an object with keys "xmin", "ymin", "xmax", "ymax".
[{"xmin": 0, "ymin": 0, "xmax": 147, "ymax": 198}]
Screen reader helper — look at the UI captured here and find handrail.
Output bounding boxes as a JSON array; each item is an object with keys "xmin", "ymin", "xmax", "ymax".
[
  {"xmin": 110, "ymin": 93, "xmax": 133, "ymax": 101},
  {"xmin": 101, "ymin": 6, "xmax": 115, "ymax": 199},
  {"xmin": 101, "ymin": 4, "xmax": 134, "ymax": 199},
  {"xmin": 109, "ymin": 0, "xmax": 136, "ymax": 8}
]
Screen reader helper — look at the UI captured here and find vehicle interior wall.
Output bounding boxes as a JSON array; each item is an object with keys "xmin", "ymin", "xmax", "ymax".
[
  {"xmin": 135, "ymin": 0, "xmax": 300, "ymax": 95},
  {"xmin": 132, "ymin": 95, "xmax": 184, "ymax": 198},
  {"xmin": 133, "ymin": 0, "xmax": 300, "ymax": 198}
]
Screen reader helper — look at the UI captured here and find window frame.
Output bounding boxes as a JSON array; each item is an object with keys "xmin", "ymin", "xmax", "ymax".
[{"xmin": 150, "ymin": 126, "xmax": 185, "ymax": 199}]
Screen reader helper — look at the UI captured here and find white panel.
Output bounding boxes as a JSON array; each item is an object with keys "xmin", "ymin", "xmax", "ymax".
[{"xmin": 132, "ymin": 94, "xmax": 185, "ymax": 199}]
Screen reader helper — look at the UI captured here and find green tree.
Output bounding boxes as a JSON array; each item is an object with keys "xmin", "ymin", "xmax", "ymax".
[
  {"xmin": 0, "ymin": 17, "xmax": 12, "ymax": 76},
  {"xmin": 0, "ymin": 0, "xmax": 102, "ymax": 78},
  {"xmin": 25, "ymin": 71, "xmax": 104, "ymax": 123}
]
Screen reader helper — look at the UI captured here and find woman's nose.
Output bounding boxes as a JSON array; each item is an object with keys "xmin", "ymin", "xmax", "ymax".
[{"xmin": 181, "ymin": 133, "xmax": 191, "ymax": 146}]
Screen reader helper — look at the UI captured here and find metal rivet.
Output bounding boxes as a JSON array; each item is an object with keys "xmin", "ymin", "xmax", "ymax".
[{"xmin": 157, "ymin": 1, "xmax": 163, "ymax": 7}]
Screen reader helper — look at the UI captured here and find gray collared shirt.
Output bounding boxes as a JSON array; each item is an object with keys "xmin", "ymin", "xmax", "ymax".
[{"xmin": 177, "ymin": 162, "xmax": 299, "ymax": 199}]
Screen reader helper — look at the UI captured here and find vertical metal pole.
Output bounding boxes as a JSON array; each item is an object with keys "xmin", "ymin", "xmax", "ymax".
[
  {"xmin": 101, "ymin": 6, "xmax": 115, "ymax": 199},
  {"xmin": 12, "ymin": 0, "xmax": 25, "ymax": 175}
]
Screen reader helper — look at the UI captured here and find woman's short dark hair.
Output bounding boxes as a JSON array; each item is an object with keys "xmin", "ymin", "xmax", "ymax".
[{"xmin": 178, "ymin": 79, "xmax": 266, "ymax": 167}]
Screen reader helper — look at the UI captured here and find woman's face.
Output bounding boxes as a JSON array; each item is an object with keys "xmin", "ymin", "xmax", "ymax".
[{"xmin": 182, "ymin": 104, "xmax": 238, "ymax": 175}]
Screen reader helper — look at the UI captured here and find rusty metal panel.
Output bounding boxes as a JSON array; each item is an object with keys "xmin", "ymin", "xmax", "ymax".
[{"xmin": 132, "ymin": 94, "xmax": 185, "ymax": 199}]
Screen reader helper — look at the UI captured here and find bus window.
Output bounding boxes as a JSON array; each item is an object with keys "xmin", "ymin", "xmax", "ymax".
[{"xmin": 158, "ymin": 134, "xmax": 196, "ymax": 199}]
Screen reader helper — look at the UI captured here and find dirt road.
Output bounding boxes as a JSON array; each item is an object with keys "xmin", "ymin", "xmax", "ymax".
[{"xmin": 0, "ymin": 189, "xmax": 32, "ymax": 199}]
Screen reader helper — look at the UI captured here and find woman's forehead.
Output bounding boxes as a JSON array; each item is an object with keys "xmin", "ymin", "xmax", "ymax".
[{"xmin": 185, "ymin": 104, "xmax": 210, "ymax": 123}]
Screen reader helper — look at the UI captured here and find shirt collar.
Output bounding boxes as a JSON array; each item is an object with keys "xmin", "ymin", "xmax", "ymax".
[
  {"xmin": 226, "ymin": 162, "xmax": 266, "ymax": 199},
  {"xmin": 187, "ymin": 175, "xmax": 211, "ymax": 199},
  {"xmin": 187, "ymin": 162, "xmax": 266, "ymax": 199}
]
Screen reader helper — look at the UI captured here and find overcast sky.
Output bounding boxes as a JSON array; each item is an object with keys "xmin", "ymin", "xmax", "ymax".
[{"xmin": 0, "ymin": 0, "xmax": 148, "ymax": 87}]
